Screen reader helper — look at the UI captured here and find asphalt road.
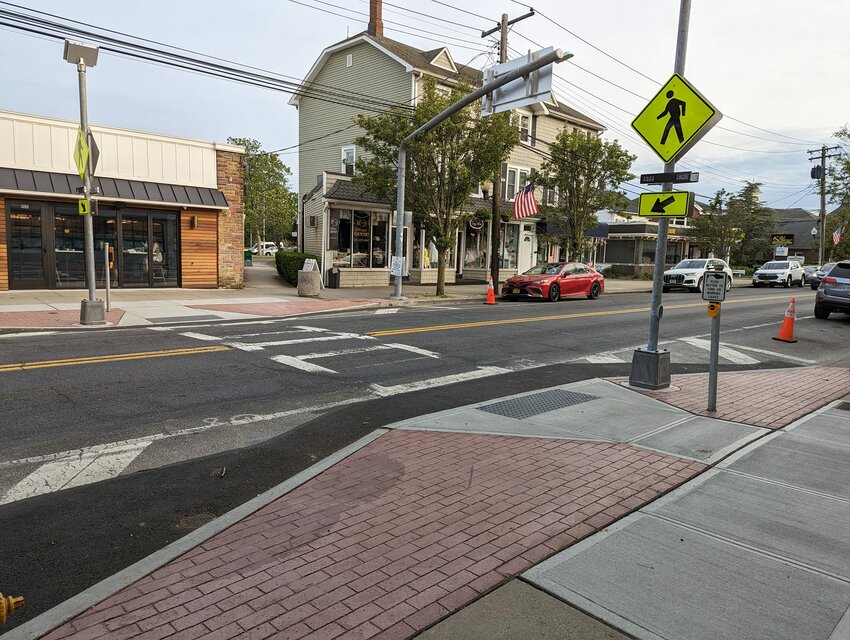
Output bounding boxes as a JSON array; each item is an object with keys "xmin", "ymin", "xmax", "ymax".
[{"xmin": 0, "ymin": 287, "xmax": 846, "ymax": 628}]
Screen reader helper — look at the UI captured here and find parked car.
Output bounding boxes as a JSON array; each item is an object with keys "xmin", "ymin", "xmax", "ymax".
[
  {"xmin": 803, "ymin": 265, "xmax": 819, "ymax": 286},
  {"xmin": 752, "ymin": 260, "xmax": 805, "ymax": 288},
  {"xmin": 814, "ymin": 261, "xmax": 850, "ymax": 319},
  {"xmin": 251, "ymin": 242, "xmax": 279, "ymax": 256},
  {"xmin": 809, "ymin": 262, "xmax": 836, "ymax": 289},
  {"xmin": 662, "ymin": 258, "xmax": 733, "ymax": 293},
  {"xmin": 501, "ymin": 262, "xmax": 604, "ymax": 302}
]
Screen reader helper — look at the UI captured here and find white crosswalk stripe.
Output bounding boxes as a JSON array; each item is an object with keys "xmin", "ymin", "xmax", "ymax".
[{"xmin": 1, "ymin": 441, "xmax": 151, "ymax": 505}]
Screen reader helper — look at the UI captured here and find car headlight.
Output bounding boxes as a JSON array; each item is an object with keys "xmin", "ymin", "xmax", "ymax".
[{"xmin": 530, "ymin": 279, "xmax": 547, "ymax": 285}]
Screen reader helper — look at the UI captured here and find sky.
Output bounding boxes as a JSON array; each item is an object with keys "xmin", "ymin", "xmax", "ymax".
[{"xmin": 1, "ymin": 0, "xmax": 847, "ymax": 212}]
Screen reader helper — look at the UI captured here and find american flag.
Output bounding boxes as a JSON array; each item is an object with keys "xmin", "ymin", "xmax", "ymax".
[
  {"xmin": 513, "ymin": 183, "xmax": 538, "ymax": 219},
  {"xmin": 834, "ymin": 225, "xmax": 843, "ymax": 245}
]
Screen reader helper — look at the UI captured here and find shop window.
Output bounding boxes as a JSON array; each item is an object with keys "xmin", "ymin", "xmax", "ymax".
[
  {"xmin": 330, "ymin": 209, "xmax": 389, "ymax": 269},
  {"xmin": 372, "ymin": 212, "xmax": 388, "ymax": 268},
  {"xmin": 54, "ymin": 206, "xmax": 86, "ymax": 288},
  {"xmin": 352, "ymin": 211, "xmax": 370, "ymax": 267},
  {"xmin": 152, "ymin": 213, "xmax": 179, "ymax": 287},
  {"xmin": 500, "ymin": 222, "xmax": 520, "ymax": 269},
  {"xmin": 463, "ymin": 221, "xmax": 488, "ymax": 269}
]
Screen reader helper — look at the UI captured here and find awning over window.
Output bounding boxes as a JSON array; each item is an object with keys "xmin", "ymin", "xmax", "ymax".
[{"xmin": 0, "ymin": 167, "xmax": 229, "ymax": 209}]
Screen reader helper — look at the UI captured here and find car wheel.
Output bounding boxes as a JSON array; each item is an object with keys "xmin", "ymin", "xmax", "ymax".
[
  {"xmin": 587, "ymin": 282, "xmax": 601, "ymax": 299},
  {"xmin": 695, "ymin": 277, "xmax": 703, "ymax": 293},
  {"xmin": 725, "ymin": 277, "xmax": 732, "ymax": 292},
  {"xmin": 548, "ymin": 284, "xmax": 560, "ymax": 302},
  {"xmin": 798, "ymin": 276, "xmax": 804, "ymax": 287},
  {"xmin": 811, "ymin": 283, "xmax": 818, "ymax": 290},
  {"xmin": 814, "ymin": 303, "xmax": 830, "ymax": 319},
  {"xmin": 784, "ymin": 276, "xmax": 792, "ymax": 288}
]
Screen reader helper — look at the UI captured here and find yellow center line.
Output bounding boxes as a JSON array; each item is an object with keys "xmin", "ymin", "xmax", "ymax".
[
  {"xmin": 367, "ymin": 294, "xmax": 803, "ymax": 337},
  {"xmin": 0, "ymin": 345, "xmax": 230, "ymax": 372}
]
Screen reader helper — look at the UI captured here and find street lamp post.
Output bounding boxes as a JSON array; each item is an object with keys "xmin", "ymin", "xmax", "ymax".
[
  {"xmin": 64, "ymin": 39, "xmax": 106, "ymax": 325},
  {"xmin": 811, "ymin": 226, "xmax": 818, "ymax": 264}
]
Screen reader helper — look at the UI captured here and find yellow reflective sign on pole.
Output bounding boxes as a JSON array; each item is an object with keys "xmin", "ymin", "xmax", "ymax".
[
  {"xmin": 631, "ymin": 74, "xmax": 722, "ymax": 164},
  {"xmin": 637, "ymin": 191, "xmax": 694, "ymax": 218},
  {"xmin": 78, "ymin": 199, "xmax": 90, "ymax": 215},
  {"xmin": 707, "ymin": 302, "xmax": 720, "ymax": 318},
  {"xmin": 73, "ymin": 128, "xmax": 89, "ymax": 180}
]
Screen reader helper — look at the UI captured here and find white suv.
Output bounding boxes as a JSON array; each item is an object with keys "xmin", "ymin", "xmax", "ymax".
[
  {"xmin": 752, "ymin": 260, "xmax": 805, "ymax": 288},
  {"xmin": 251, "ymin": 242, "xmax": 279, "ymax": 256},
  {"xmin": 663, "ymin": 258, "xmax": 734, "ymax": 293}
]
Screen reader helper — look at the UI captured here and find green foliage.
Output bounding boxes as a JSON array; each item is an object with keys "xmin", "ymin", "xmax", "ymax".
[
  {"xmin": 275, "ymin": 251, "xmax": 318, "ymax": 285},
  {"xmin": 535, "ymin": 130, "xmax": 635, "ymax": 260},
  {"xmin": 827, "ymin": 126, "xmax": 850, "ymax": 207},
  {"xmin": 353, "ymin": 77, "xmax": 519, "ymax": 294},
  {"xmin": 601, "ymin": 265, "xmax": 631, "ymax": 279},
  {"xmin": 228, "ymin": 137, "xmax": 297, "ymax": 246}
]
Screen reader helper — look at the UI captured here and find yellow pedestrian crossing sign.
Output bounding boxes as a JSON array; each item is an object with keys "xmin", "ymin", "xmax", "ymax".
[
  {"xmin": 631, "ymin": 74, "xmax": 722, "ymax": 164},
  {"xmin": 638, "ymin": 191, "xmax": 694, "ymax": 218},
  {"xmin": 73, "ymin": 128, "xmax": 89, "ymax": 180}
]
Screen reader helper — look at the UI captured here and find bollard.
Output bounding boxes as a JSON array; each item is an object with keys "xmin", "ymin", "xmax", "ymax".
[{"xmin": 0, "ymin": 592, "xmax": 24, "ymax": 625}]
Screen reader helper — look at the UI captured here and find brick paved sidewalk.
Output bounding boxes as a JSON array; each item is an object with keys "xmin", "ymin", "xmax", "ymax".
[
  {"xmin": 0, "ymin": 309, "xmax": 125, "ymax": 328},
  {"xmin": 189, "ymin": 299, "xmax": 385, "ymax": 317},
  {"xmin": 42, "ymin": 430, "xmax": 704, "ymax": 640},
  {"xmin": 628, "ymin": 366, "xmax": 850, "ymax": 429}
]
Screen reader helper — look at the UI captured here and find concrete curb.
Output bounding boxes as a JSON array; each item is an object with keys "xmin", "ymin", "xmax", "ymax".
[{"xmin": 4, "ymin": 429, "xmax": 390, "ymax": 640}]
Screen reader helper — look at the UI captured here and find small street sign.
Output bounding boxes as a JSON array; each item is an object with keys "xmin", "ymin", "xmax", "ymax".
[
  {"xmin": 73, "ymin": 128, "xmax": 89, "ymax": 180},
  {"xmin": 89, "ymin": 133, "xmax": 100, "ymax": 176},
  {"xmin": 702, "ymin": 272, "xmax": 728, "ymax": 302},
  {"xmin": 637, "ymin": 191, "xmax": 694, "ymax": 217},
  {"xmin": 390, "ymin": 256, "xmax": 404, "ymax": 277},
  {"xmin": 78, "ymin": 198, "xmax": 91, "ymax": 215},
  {"xmin": 640, "ymin": 171, "xmax": 700, "ymax": 185},
  {"xmin": 481, "ymin": 47, "xmax": 556, "ymax": 116},
  {"xmin": 631, "ymin": 74, "xmax": 722, "ymax": 164}
]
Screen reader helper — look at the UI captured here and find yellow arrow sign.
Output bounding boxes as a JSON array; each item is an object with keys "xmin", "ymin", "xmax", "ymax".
[
  {"xmin": 78, "ymin": 199, "xmax": 90, "ymax": 215},
  {"xmin": 631, "ymin": 74, "xmax": 722, "ymax": 164},
  {"xmin": 73, "ymin": 128, "xmax": 89, "ymax": 180},
  {"xmin": 638, "ymin": 191, "xmax": 694, "ymax": 217}
]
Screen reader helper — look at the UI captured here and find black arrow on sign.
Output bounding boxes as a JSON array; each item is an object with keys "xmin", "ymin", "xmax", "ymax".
[{"xmin": 651, "ymin": 196, "xmax": 676, "ymax": 213}]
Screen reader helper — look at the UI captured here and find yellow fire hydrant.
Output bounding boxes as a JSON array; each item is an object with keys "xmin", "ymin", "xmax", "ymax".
[{"xmin": 0, "ymin": 592, "xmax": 24, "ymax": 625}]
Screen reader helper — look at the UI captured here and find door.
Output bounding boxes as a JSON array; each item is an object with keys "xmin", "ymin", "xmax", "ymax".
[{"xmin": 8, "ymin": 203, "xmax": 49, "ymax": 289}]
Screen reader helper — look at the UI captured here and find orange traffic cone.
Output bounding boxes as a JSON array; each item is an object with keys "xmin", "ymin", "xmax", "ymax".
[
  {"xmin": 484, "ymin": 275, "xmax": 497, "ymax": 305},
  {"xmin": 772, "ymin": 297, "xmax": 798, "ymax": 343}
]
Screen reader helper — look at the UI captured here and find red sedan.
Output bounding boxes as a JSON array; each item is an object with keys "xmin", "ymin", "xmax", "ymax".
[{"xmin": 501, "ymin": 262, "xmax": 605, "ymax": 302}]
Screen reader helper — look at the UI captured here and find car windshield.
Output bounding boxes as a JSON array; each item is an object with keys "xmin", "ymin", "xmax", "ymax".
[
  {"xmin": 674, "ymin": 260, "xmax": 706, "ymax": 269},
  {"xmin": 819, "ymin": 263, "xmax": 836, "ymax": 272},
  {"xmin": 762, "ymin": 262, "xmax": 788, "ymax": 270},
  {"xmin": 524, "ymin": 263, "xmax": 564, "ymax": 275}
]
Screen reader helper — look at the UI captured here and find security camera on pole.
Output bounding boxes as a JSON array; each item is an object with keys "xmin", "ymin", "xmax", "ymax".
[{"xmin": 64, "ymin": 39, "xmax": 106, "ymax": 325}]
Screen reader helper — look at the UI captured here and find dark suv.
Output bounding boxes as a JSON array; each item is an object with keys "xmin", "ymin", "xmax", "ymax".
[{"xmin": 814, "ymin": 261, "xmax": 850, "ymax": 319}]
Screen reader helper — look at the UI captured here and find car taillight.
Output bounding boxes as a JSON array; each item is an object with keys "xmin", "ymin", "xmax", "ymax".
[{"xmin": 821, "ymin": 277, "xmax": 838, "ymax": 284}]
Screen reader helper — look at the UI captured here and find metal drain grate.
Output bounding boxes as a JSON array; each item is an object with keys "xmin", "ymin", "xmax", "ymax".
[
  {"xmin": 835, "ymin": 402, "xmax": 850, "ymax": 412},
  {"xmin": 478, "ymin": 389, "xmax": 599, "ymax": 419}
]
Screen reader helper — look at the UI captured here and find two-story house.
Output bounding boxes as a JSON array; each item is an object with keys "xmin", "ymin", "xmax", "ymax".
[{"xmin": 290, "ymin": 0, "xmax": 603, "ymax": 287}]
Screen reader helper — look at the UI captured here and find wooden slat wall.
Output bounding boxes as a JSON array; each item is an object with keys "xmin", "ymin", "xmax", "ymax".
[
  {"xmin": 0, "ymin": 197, "xmax": 7, "ymax": 291},
  {"xmin": 180, "ymin": 210, "xmax": 218, "ymax": 288}
]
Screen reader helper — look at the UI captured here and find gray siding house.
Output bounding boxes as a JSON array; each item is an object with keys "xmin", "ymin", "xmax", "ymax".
[{"xmin": 290, "ymin": 1, "xmax": 603, "ymax": 287}]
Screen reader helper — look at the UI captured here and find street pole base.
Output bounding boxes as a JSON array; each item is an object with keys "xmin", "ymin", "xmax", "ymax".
[
  {"xmin": 629, "ymin": 348, "xmax": 671, "ymax": 390},
  {"xmin": 80, "ymin": 299, "xmax": 106, "ymax": 325}
]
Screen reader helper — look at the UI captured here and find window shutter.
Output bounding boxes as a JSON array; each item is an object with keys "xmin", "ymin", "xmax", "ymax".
[{"xmin": 530, "ymin": 115, "xmax": 537, "ymax": 147}]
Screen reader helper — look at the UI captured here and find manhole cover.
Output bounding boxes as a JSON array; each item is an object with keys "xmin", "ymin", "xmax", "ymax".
[{"xmin": 478, "ymin": 389, "xmax": 598, "ymax": 419}]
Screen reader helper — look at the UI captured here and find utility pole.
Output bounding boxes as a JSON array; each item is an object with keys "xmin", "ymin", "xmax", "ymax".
[
  {"xmin": 482, "ymin": 10, "xmax": 534, "ymax": 287},
  {"xmin": 808, "ymin": 144, "xmax": 841, "ymax": 266}
]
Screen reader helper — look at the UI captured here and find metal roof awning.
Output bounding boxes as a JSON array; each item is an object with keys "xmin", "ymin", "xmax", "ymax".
[{"xmin": 0, "ymin": 167, "xmax": 229, "ymax": 209}]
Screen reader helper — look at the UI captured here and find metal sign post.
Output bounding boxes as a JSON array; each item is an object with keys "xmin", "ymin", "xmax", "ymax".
[
  {"xmin": 104, "ymin": 242, "xmax": 111, "ymax": 312},
  {"xmin": 702, "ymin": 271, "xmax": 728, "ymax": 411}
]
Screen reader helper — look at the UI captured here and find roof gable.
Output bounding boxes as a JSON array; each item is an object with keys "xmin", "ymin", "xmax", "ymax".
[{"xmin": 425, "ymin": 47, "xmax": 457, "ymax": 72}]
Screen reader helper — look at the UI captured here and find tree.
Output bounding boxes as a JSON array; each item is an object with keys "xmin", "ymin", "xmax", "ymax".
[
  {"xmin": 689, "ymin": 189, "xmax": 741, "ymax": 262},
  {"xmin": 725, "ymin": 182, "xmax": 777, "ymax": 266},
  {"xmin": 227, "ymin": 137, "xmax": 296, "ymax": 248},
  {"xmin": 353, "ymin": 77, "xmax": 518, "ymax": 295},
  {"xmin": 535, "ymin": 130, "xmax": 635, "ymax": 261},
  {"xmin": 827, "ymin": 126, "xmax": 850, "ymax": 205}
]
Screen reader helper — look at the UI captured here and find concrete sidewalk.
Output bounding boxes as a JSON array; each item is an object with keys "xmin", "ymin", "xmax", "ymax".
[
  {"xmin": 0, "ymin": 259, "xmax": 753, "ymax": 329},
  {"xmin": 10, "ymin": 364, "xmax": 850, "ymax": 640}
]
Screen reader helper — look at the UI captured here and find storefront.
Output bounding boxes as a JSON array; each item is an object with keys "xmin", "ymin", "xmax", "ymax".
[{"xmin": 0, "ymin": 110, "xmax": 244, "ymax": 291}]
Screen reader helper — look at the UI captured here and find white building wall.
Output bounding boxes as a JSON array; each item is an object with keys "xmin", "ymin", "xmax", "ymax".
[{"xmin": 0, "ymin": 110, "xmax": 238, "ymax": 188}]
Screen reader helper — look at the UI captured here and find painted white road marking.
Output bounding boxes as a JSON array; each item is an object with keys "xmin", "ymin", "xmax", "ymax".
[
  {"xmin": 717, "ymin": 343, "xmax": 816, "ymax": 365},
  {"xmin": 269, "ymin": 355, "xmax": 338, "ymax": 374},
  {"xmin": 370, "ymin": 366, "xmax": 512, "ymax": 397},
  {"xmin": 179, "ymin": 332, "xmax": 222, "ymax": 341},
  {"xmin": 384, "ymin": 343, "xmax": 441, "ymax": 358},
  {"xmin": 583, "ymin": 354, "xmax": 627, "ymax": 364},
  {"xmin": 300, "ymin": 345, "xmax": 394, "ymax": 360},
  {"xmin": 227, "ymin": 332, "xmax": 374, "ymax": 352},
  {"xmin": 1, "ymin": 441, "xmax": 151, "ymax": 505},
  {"xmin": 678, "ymin": 337, "xmax": 760, "ymax": 365},
  {"xmin": 375, "ymin": 308, "xmax": 399, "ymax": 314}
]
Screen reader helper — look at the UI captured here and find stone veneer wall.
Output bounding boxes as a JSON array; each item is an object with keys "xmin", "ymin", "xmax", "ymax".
[{"xmin": 215, "ymin": 149, "xmax": 245, "ymax": 287}]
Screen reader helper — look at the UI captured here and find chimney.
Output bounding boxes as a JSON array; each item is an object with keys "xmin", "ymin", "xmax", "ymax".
[{"xmin": 368, "ymin": 0, "xmax": 383, "ymax": 37}]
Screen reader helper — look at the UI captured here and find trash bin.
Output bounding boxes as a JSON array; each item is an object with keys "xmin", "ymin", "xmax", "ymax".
[
  {"xmin": 327, "ymin": 267, "xmax": 340, "ymax": 289},
  {"xmin": 243, "ymin": 249, "xmax": 253, "ymax": 265},
  {"xmin": 297, "ymin": 270, "xmax": 321, "ymax": 297}
]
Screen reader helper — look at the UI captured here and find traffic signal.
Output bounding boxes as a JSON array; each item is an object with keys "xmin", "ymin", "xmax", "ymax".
[{"xmin": 811, "ymin": 165, "xmax": 823, "ymax": 180}]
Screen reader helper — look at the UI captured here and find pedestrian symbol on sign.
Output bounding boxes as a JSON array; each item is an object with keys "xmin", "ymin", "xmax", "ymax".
[{"xmin": 658, "ymin": 90, "xmax": 686, "ymax": 145}]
